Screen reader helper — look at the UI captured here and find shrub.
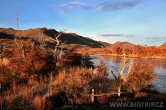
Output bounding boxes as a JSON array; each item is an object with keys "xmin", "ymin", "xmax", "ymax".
[
  {"xmin": 33, "ymin": 96, "xmax": 45, "ymax": 110},
  {"xmin": 95, "ymin": 60, "xmax": 109, "ymax": 77},
  {"xmin": 9, "ymin": 39, "xmax": 55, "ymax": 75},
  {"xmin": 123, "ymin": 62, "xmax": 156, "ymax": 92},
  {"xmin": 134, "ymin": 91, "xmax": 148, "ymax": 98},
  {"xmin": 89, "ymin": 60, "xmax": 114, "ymax": 94},
  {"xmin": 0, "ymin": 53, "xmax": 112, "ymax": 109},
  {"xmin": 54, "ymin": 67, "xmax": 92, "ymax": 105}
]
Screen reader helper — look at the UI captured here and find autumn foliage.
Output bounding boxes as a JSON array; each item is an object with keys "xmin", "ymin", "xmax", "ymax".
[
  {"xmin": 123, "ymin": 62, "xmax": 156, "ymax": 92},
  {"xmin": 90, "ymin": 42, "xmax": 166, "ymax": 59}
]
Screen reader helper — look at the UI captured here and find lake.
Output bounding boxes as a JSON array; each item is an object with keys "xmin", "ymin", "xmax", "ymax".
[{"xmin": 91, "ymin": 55, "xmax": 166, "ymax": 93}]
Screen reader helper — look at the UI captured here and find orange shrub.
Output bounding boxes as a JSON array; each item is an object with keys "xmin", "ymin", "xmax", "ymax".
[
  {"xmin": 33, "ymin": 96, "xmax": 45, "ymax": 110},
  {"xmin": 123, "ymin": 62, "xmax": 156, "ymax": 92}
]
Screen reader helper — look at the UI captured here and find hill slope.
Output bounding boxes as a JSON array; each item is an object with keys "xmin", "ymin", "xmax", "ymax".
[
  {"xmin": 110, "ymin": 41, "xmax": 136, "ymax": 49},
  {"xmin": 0, "ymin": 28, "xmax": 107, "ymax": 48},
  {"xmin": 161, "ymin": 43, "xmax": 166, "ymax": 47}
]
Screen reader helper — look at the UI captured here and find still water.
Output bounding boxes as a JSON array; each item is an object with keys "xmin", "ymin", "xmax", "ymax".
[{"xmin": 91, "ymin": 55, "xmax": 166, "ymax": 93}]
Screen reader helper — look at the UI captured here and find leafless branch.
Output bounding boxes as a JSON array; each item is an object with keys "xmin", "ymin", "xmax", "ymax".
[
  {"xmin": 110, "ymin": 69, "xmax": 118, "ymax": 81},
  {"xmin": 126, "ymin": 59, "xmax": 133, "ymax": 77},
  {"xmin": 38, "ymin": 32, "xmax": 47, "ymax": 51},
  {"xmin": 59, "ymin": 42, "xmax": 65, "ymax": 58},
  {"xmin": 14, "ymin": 16, "xmax": 25, "ymax": 58},
  {"xmin": 0, "ymin": 43, "xmax": 7, "ymax": 60}
]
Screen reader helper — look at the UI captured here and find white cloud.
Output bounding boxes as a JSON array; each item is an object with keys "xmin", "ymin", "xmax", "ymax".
[
  {"xmin": 58, "ymin": 0, "xmax": 141, "ymax": 11},
  {"xmin": 59, "ymin": 1, "xmax": 94, "ymax": 9},
  {"xmin": 100, "ymin": 33, "xmax": 136, "ymax": 37}
]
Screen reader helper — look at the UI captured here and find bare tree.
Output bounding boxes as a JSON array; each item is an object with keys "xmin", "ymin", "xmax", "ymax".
[
  {"xmin": 59, "ymin": 42, "xmax": 65, "ymax": 59},
  {"xmin": 38, "ymin": 32, "xmax": 47, "ymax": 51},
  {"xmin": 49, "ymin": 31, "xmax": 66, "ymax": 74},
  {"xmin": 49, "ymin": 31, "xmax": 66, "ymax": 60},
  {"xmin": 14, "ymin": 17, "xmax": 25, "ymax": 58},
  {"xmin": 110, "ymin": 49, "xmax": 133, "ymax": 96}
]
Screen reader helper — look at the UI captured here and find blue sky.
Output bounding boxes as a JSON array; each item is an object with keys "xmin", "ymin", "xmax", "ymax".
[{"xmin": 0, "ymin": 0, "xmax": 166, "ymax": 46}]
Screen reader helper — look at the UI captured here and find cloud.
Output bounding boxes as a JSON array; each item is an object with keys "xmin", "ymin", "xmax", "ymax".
[
  {"xmin": 97, "ymin": 0, "xmax": 141, "ymax": 11},
  {"xmin": 144, "ymin": 37, "xmax": 166, "ymax": 40},
  {"xmin": 58, "ymin": 0, "xmax": 141, "ymax": 11},
  {"xmin": 59, "ymin": 1, "xmax": 94, "ymax": 9},
  {"xmin": 100, "ymin": 33, "xmax": 136, "ymax": 37}
]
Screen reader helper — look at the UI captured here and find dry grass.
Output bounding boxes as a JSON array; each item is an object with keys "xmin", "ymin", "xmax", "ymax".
[
  {"xmin": 0, "ymin": 63, "xmax": 112, "ymax": 109},
  {"xmin": 0, "ymin": 39, "xmax": 159, "ymax": 109}
]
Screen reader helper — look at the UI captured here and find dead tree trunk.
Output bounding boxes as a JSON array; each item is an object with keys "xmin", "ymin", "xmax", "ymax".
[
  {"xmin": 49, "ymin": 32, "xmax": 64, "ymax": 75},
  {"xmin": 14, "ymin": 17, "xmax": 25, "ymax": 58},
  {"xmin": 90, "ymin": 88, "xmax": 94, "ymax": 103},
  {"xmin": 110, "ymin": 49, "xmax": 133, "ymax": 97}
]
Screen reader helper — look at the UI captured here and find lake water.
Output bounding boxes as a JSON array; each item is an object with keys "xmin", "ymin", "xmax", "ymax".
[{"xmin": 90, "ymin": 55, "xmax": 166, "ymax": 93}]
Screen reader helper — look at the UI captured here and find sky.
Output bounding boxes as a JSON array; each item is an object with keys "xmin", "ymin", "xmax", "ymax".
[{"xmin": 0, "ymin": 0, "xmax": 166, "ymax": 46}]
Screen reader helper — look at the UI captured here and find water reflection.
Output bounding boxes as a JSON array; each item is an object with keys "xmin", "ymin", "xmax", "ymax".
[{"xmin": 91, "ymin": 55, "xmax": 166, "ymax": 93}]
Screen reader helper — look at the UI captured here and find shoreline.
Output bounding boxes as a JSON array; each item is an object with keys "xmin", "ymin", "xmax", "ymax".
[{"xmin": 92, "ymin": 54, "xmax": 166, "ymax": 60}]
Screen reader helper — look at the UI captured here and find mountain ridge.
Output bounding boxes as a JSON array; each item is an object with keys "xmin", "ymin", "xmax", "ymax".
[
  {"xmin": 0, "ymin": 27, "xmax": 107, "ymax": 48},
  {"xmin": 0, "ymin": 27, "xmax": 165, "ymax": 48}
]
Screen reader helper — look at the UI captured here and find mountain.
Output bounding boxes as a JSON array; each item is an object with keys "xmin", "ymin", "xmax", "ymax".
[
  {"xmin": 0, "ymin": 28, "xmax": 107, "ymax": 48},
  {"xmin": 98, "ymin": 41, "xmax": 111, "ymax": 47},
  {"xmin": 161, "ymin": 43, "xmax": 166, "ymax": 47},
  {"xmin": 0, "ymin": 27, "xmax": 166, "ymax": 60},
  {"xmin": 110, "ymin": 41, "xmax": 136, "ymax": 49}
]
